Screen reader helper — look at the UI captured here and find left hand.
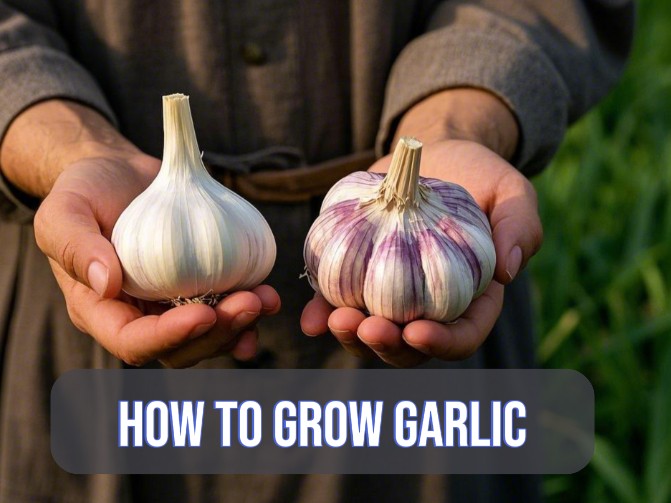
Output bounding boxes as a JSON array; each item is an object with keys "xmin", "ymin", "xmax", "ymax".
[
  {"xmin": 35, "ymin": 156, "xmax": 282, "ymax": 369},
  {"xmin": 299, "ymin": 89, "xmax": 543, "ymax": 367}
]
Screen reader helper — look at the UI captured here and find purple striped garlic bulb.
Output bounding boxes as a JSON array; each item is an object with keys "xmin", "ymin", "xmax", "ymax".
[{"xmin": 303, "ymin": 137, "xmax": 496, "ymax": 324}]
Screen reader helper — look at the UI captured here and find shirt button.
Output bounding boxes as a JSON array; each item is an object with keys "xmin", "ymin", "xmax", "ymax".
[{"xmin": 241, "ymin": 42, "xmax": 267, "ymax": 66}]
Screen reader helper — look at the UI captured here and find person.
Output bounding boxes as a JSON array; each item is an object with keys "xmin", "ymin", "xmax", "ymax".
[{"xmin": 0, "ymin": 0, "xmax": 633, "ymax": 501}]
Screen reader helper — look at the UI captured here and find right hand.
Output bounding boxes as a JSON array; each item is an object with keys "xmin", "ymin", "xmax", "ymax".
[
  {"xmin": 34, "ymin": 155, "xmax": 280, "ymax": 368},
  {"xmin": 301, "ymin": 140, "xmax": 541, "ymax": 367}
]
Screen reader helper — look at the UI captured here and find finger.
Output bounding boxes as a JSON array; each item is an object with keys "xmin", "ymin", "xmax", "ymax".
[
  {"xmin": 115, "ymin": 305, "xmax": 217, "ymax": 366},
  {"xmin": 214, "ymin": 291, "xmax": 262, "ymax": 333},
  {"xmin": 402, "ymin": 282, "xmax": 504, "ymax": 360},
  {"xmin": 231, "ymin": 328, "xmax": 259, "ymax": 361},
  {"xmin": 327, "ymin": 307, "xmax": 375, "ymax": 359},
  {"xmin": 300, "ymin": 294, "xmax": 335, "ymax": 336},
  {"xmin": 51, "ymin": 262, "xmax": 217, "ymax": 365},
  {"xmin": 357, "ymin": 316, "xmax": 428, "ymax": 367},
  {"xmin": 328, "ymin": 307, "xmax": 367, "ymax": 344},
  {"xmin": 251, "ymin": 284, "xmax": 281, "ymax": 315},
  {"xmin": 35, "ymin": 191, "xmax": 122, "ymax": 298},
  {"xmin": 489, "ymin": 172, "xmax": 543, "ymax": 284},
  {"xmin": 158, "ymin": 327, "xmax": 254, "ymax": 369},
  {"xmin": 158, "ymin": 328, "xmax": 240, "ymax": 368},
  {"xmin": 52, "ymin": 262, "xmax": 218, "ymax": 365},
  {"xmin": 158, "ymin": 292, "xmax": 265, "ymax": 368}
]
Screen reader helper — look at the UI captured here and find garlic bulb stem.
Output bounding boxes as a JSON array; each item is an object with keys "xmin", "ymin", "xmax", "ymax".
[
  {"xmin": 161, "ymin": 94, "xmax": 206, "ymax": 177},
  {"xmin": 376, "ymin": 136, "xmax": 424, "ymax": 210}
]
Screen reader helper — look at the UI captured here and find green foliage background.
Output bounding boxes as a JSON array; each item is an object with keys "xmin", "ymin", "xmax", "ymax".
[{"xmin": 532, "ymin": 1, "xmax": 671, "ymax": 501}]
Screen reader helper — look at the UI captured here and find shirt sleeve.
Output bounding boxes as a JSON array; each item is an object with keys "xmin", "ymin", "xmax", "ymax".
[
  {"xmin": 0, "ymin": 2, "xmax": 116, "ymax": 223},
  {"xmin": 376, "ymin": 0, "xmax": 635, "ymax": 175}
]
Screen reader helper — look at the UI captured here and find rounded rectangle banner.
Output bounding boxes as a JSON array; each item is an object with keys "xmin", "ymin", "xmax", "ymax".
[{"xmin": 51, "ymin": 369, "xmax": 593, "ymax": 474}]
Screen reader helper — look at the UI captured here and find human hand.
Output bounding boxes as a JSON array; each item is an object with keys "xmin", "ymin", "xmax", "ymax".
[
  {"xmin": 34, "ymin": 155, "xmax": 280, "ymax": 368},
  {"xmin": 300, "ymin": 90, "xmax": 542, "ymax": 367}
]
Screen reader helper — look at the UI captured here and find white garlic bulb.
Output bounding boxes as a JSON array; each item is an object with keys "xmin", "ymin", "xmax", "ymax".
[
  {"xmin": 112, "ymin": 94, "xmax": 276, "ymax": 303},
  {"xmin": 303, "ymin": 137, "xmax": 495, "ymax": 324}
]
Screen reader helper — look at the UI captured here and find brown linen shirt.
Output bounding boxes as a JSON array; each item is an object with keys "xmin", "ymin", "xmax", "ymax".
[{"xmin": 0, "ymin": 1, "xmax": 633, "ymax": 502}]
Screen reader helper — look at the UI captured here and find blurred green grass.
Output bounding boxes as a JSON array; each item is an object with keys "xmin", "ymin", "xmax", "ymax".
[{"xmin": 531, "ymin": 1, "xmax": 671, "ymax": 501}]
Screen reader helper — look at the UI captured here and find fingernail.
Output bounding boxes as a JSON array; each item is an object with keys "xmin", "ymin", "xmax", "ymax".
[
  {"xmin": 402, "ymin": 334, "xmax": 429, "ymax": 353},
  {"xmin": 357, "ymin": 331, "xmax": 386, "ymax": 352},
  {"xmin": 329, "ymin": 326, "xmax": 351, "ymax": 337},
  {"xmin": 262, "ymin": 298, "xmax": 281, "ymax": 314},
  {"xmin": 231, "ymin": 311, "xmax": 260, "ymax": 332},
  {"xmin": 87, "ymin": 261, "xmax": 109, "ymax": 297},
  {"xmin": 189, "ymin": 322, "xmax": 214, "ymax": 340},
  {"xmin": 330, "ymin": 328, "xmax": 360, "ymax": 345},
  {"xmin": 505, "ymin": 246, "xmax": 523, "ymax": 281},
  {"xmin": 366, "ymin": 342, "xmax": 386, "ymax": 352}
]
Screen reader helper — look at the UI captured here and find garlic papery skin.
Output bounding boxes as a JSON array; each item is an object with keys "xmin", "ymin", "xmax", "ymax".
[
  {"xmin": 303, "ymin": 137, "xmax": 495, "ymax": 324},
  {"xmin": 111, "ymin": 94, "xmax": 276, "ymax": 303}
]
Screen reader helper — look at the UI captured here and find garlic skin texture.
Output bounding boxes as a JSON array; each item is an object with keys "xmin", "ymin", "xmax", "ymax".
[
  {"xmin": 303, "ymin": 137, "xmax": 495, "ymax": 324},
  {"xmin": 111, "ymin": 94, "xmax": 276, "ymax": 302}
]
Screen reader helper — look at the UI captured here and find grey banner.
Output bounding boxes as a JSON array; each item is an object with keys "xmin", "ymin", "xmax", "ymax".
[{"xmin": 51, "ymin": 369, "xmax": 593, "ymax": 474}]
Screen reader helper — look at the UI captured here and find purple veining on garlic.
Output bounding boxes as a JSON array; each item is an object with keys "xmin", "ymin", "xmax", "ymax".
[
  {"xmin": 304, "ymin": 199, "xmax": 359, "ymax": 277},
  {"xmin": 361, "ymin": 228, "xmax": 424, "ymax": 324},
  {"xmin": 317, "ymin": 206, "xmax": 377, "ymax": 309},
  {"xmin": 414, "ymin": 227, "xmax": 472, "ymax": 321},
  {"xmin": 339, "ymin": 220, "xmax": 376, "ymax": 308},
  {"xmin": 436, "ymin": 217, "xmax": 482, "ymax": 288},
  {"xmin": 423, "ymin": 178, "xmax": 490, "ymax": 229},
  {"xmin": 321, "ymin": 172, "xmax": 385, "ymax": 210}
]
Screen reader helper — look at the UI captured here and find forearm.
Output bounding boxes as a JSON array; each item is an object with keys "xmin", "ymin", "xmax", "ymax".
[
  {"xmin": 392, "ymin": 88, "xmax": 519, "ymax": 161},
  {"xmin": 0, "ymin": 100, "xmax": 146, "ymax": 198},
  {"xmin": 381, "ymin": 1, "xmax": 632, "ymax": 175}
]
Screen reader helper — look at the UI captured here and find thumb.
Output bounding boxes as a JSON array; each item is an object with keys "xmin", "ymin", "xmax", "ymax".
[
  {"xmin": 489, "ymin": 174, "xmax": 543, "ymax": 285},
  {"xmin": 34, "ymin": 190, "xmax": 123, "ymax": 298}
]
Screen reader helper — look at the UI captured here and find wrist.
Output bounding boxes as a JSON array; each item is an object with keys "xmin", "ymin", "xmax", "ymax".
[
  {"xmin": 0, "ymin": 100, "xmax": 143, "ymax": 198},
  {"xmin": 392, "ymin": 88, "xmax": 519, "ymax": 161}
]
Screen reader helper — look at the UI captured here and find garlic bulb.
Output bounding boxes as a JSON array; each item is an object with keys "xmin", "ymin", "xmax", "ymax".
[
  {"xmin": 112, "ymin": 94, "xmax": 276, "ymax": 304},
  {"xmin": 303, "ymin": 137, "xmax": 495, "ymax": 324}
]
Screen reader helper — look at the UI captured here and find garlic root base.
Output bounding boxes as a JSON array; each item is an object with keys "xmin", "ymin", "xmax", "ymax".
[{"xmin": 164, "ymin": 291, "xmax": 226, "ymax": 307}]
